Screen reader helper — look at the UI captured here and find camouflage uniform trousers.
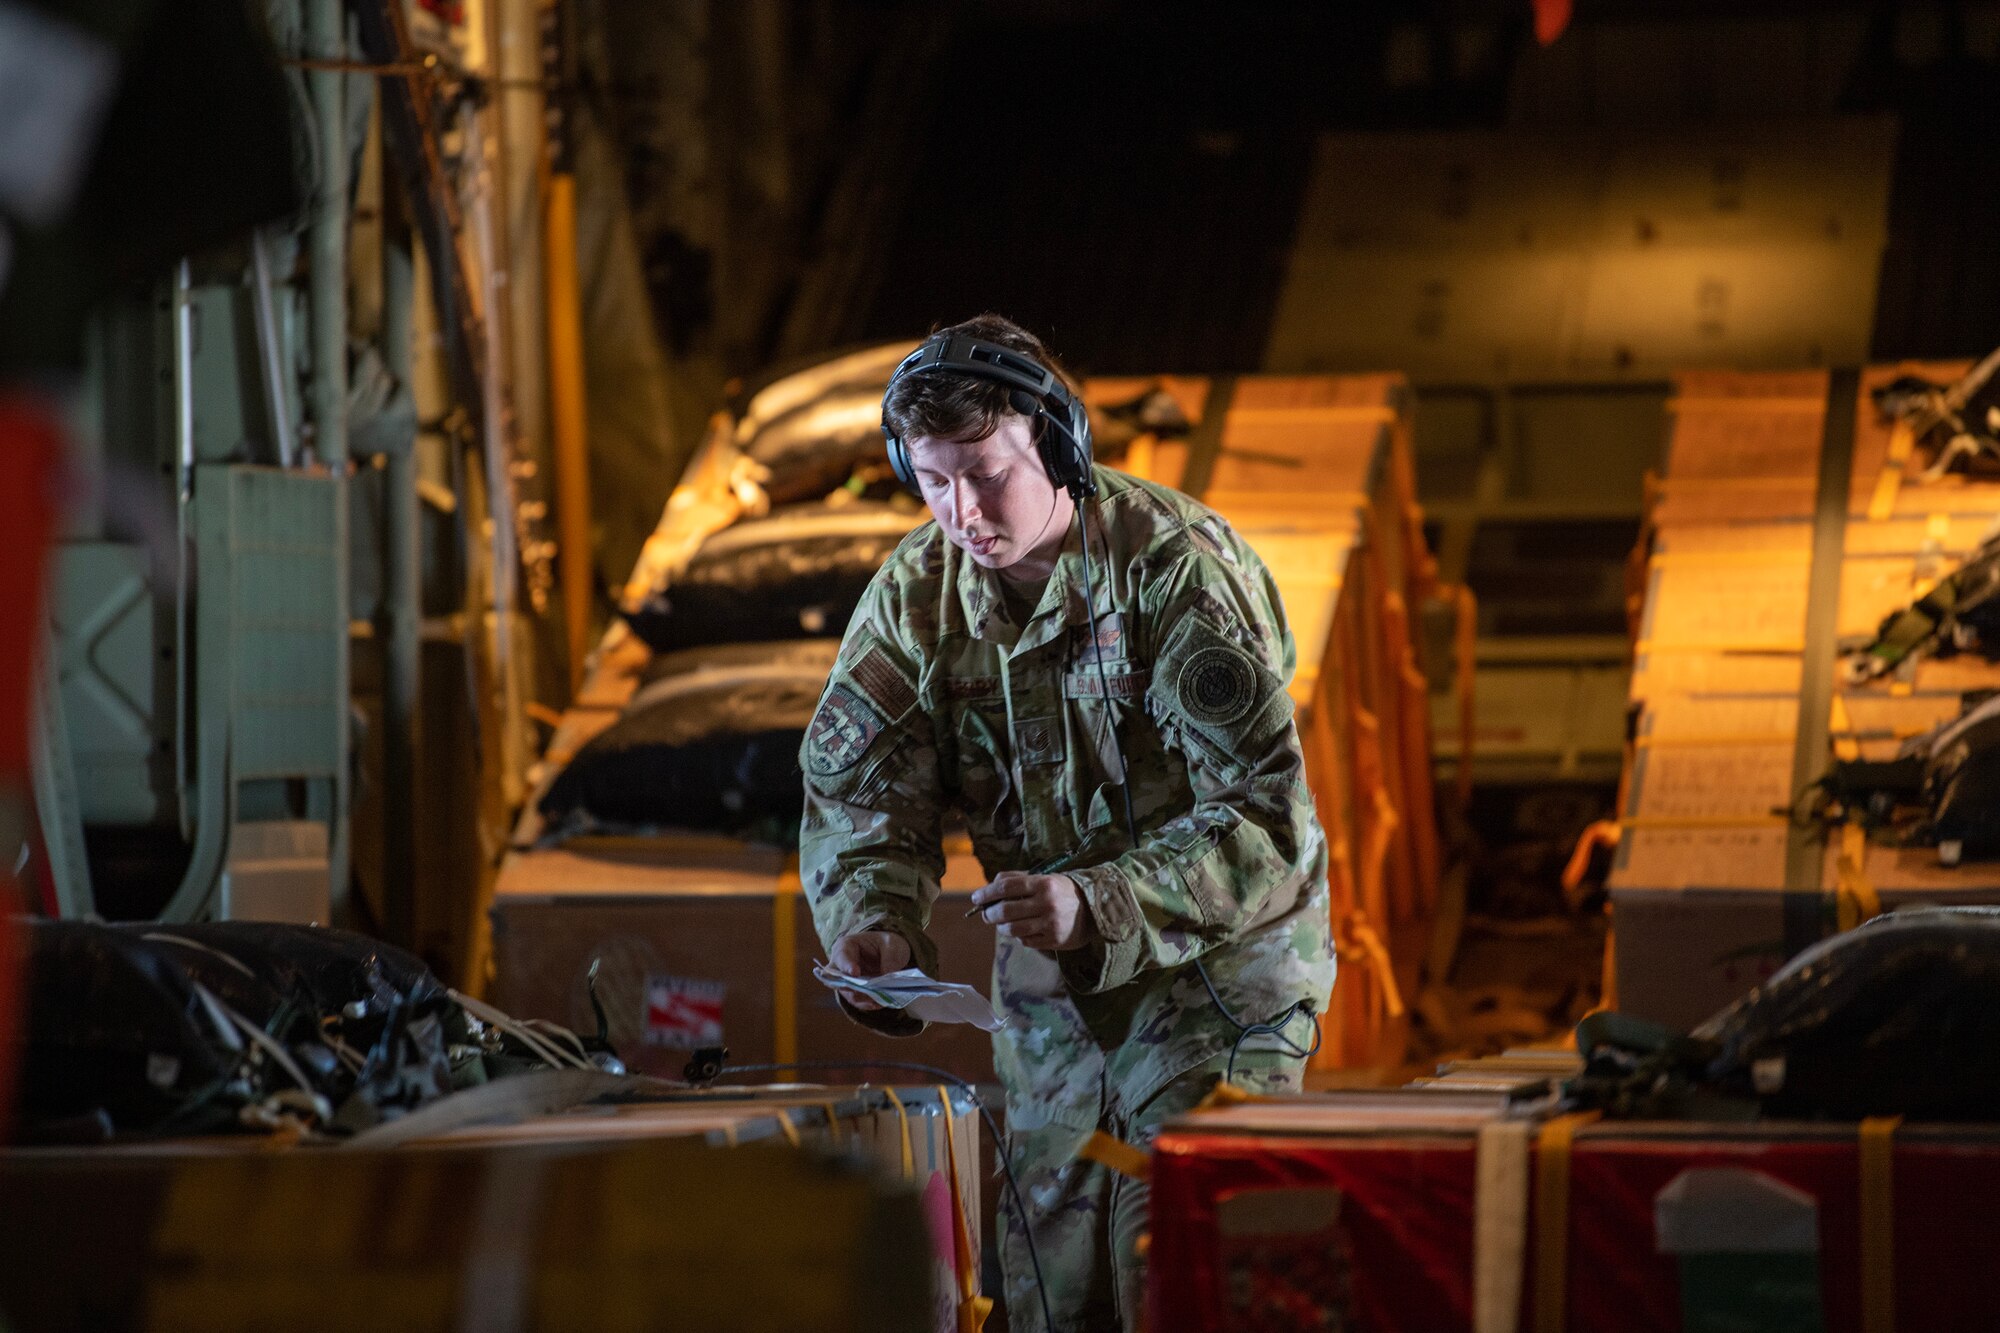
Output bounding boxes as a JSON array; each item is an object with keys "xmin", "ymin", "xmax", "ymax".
[{"xmin": 996, "ymin": 1046, "xmax": 1305, "ymax": 1333}]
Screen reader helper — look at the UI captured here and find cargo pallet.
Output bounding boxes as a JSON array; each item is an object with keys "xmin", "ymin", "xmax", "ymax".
[{"xmin": 1614, "ymin": 362, "xmax": 2000, "ymax": 1027}]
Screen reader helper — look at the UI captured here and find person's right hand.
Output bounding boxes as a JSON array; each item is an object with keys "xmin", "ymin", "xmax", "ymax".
[{"xmin": 829, "ymin": 930, "xmax": 913, "ymax": 1012}]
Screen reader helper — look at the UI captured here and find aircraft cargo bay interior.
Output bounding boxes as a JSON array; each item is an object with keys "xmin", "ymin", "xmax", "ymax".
[{"xmin": 5, "ymin": 3, "xmax": 2000, "ymax": 1330}]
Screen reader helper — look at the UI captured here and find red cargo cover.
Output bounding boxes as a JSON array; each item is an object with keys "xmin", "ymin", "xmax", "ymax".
[{"xmin": 1151, "ymin": 1117, "xmax": 2000, "ymax": 1333}]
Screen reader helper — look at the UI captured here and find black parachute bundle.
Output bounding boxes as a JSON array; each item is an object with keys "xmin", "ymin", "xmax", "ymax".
[
  {"xmin": 21, "ymin": 923, "xmax": 267, "ymax": 1137},
  {"xmin": 743, "ymin": 385, "xmax": 896, "ymax": 505},
  {"xmin": 538, "ymin": 655, "xmax": 833, "ymax": 844},
  {"xmin": 1808, "ymin": 689, "xmax": 2000, "ymax": 863},
  {"xmin": 1846, "ymin": 529, "xmax": 2000, "ymax": 680},
  {"xmin": 638, "ymin": 637, "xmax": 842, "ymax": 688},
  {"xmin": 1570, "ymin": 908, "xmax": 2000, "ymax": 1121},
  {"xmin": 731, "ymin": 340, "xmax": 1192, "ymax": 504},
  {"xmin": 621, "ymin": 501, "xmax": 920, "ymax": 653},
  {"xmin": 1697, "ymin": 908, "xmax": 2000, "ymax": 1119},
  {"xmin": 16, "ymin": 921, "xmax": 608, "ymax": 1141},
  {"xmin": 734, "ymin": 343, "xmax": 914, "ymax": 504},
  {"xmin": 1871, "ymin": 347, "xmax": 2000, "ymax": 482}
]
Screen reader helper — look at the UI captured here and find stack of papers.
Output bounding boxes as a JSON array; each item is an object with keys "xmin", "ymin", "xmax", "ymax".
[{"xmin": 812, "ymin": 964, "xmax": 1006, "ymax": 1032}]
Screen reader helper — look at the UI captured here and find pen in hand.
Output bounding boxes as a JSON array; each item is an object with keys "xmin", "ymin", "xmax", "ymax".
[{"xmin": 964, "ymin": 854, "xmax": 1074, "ymax": 917}]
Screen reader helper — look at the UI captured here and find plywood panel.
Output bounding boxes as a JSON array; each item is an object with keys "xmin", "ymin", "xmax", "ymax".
[{"xmin": 1266, "ymin": 123, "xmax": 1893, "ymax": 380}]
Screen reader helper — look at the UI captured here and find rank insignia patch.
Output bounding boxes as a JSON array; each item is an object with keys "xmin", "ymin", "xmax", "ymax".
[
  {"xmin": 806, "ymin": 685, "xmax": 883, "ymax": 775},
  {"xmin": 1014, "ymin": 715, "xmax": 1064, "ymax": 766},
  {"xmin": 1179, "ymin": 644, "xmax": 1258, "ymax": 726}
]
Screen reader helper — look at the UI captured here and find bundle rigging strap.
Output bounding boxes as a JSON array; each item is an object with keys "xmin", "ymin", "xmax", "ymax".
[
  {"xmin": 1860, "ymin": 1116, "xmax": 1901, "ymax": 1333},
  {"xmin": 1532, "ymin": 1111, "xmax": 1601, "ymax": 1333}
]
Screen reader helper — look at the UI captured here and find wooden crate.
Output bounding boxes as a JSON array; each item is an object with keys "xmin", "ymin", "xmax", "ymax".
[
  {"xmin": 0, "ymin": 1094, "xmax": 952, "ymax": 1333},
  {"xmin": 1613, "ymin": 362, "xmax": 2000, "ymax": 1028},
  {"xmin": 492, "ymin": 373, "xmax": 1452, "ymax": 1073},
  {"xmin": 489, "ymin": 839, "xmax": 999, "ymax": 1086}
]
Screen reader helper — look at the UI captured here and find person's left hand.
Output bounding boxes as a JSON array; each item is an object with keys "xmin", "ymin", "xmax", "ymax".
[{"xmin": 969, "ymin": 871, "xmax": 1098, "ymax": 951}]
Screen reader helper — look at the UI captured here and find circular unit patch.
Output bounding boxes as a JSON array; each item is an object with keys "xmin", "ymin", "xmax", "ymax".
[{"xmin": 1178, "ymin": 643, "xmax": 1257, "ymax": 726}]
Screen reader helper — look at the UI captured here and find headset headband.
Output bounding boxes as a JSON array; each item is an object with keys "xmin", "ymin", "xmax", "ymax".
[{"xmin": 881, "ymin": 331, "xmax": 1097, "ymax": 500}]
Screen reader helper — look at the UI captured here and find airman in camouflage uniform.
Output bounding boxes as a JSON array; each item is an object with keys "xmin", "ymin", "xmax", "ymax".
[{"xmin": 800, "ymin": 329, "xmax": 1333, "ymax": 1331}]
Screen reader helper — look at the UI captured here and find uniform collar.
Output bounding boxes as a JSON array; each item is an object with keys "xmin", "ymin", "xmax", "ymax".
[{"xmin": 952, "ymin": 488, "xmax": 1115, "ymax": 656}]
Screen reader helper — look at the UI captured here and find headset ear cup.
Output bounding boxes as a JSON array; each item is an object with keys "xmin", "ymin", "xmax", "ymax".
[
  {"xmin": 884, "ymin": 429, "xmax": 917, "ymax": 493},
  {"xmin": 1069, "ymin": 403, "xmax": 1094, "ymax": 478},
  {"xmin": 1034, "ymin": 417, "xmax": 1067, "ymax": 489}
]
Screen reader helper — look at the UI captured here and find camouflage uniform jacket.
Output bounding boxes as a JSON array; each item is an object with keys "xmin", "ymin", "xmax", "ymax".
[{"xmin": 799, "ymin": 466, "xmax": 1335, "ymax": 1136}]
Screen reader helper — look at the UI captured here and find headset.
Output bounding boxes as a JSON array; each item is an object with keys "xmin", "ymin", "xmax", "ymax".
[{"xmin": 881, "ymin": 330, "xmax": 1097, "ymax": 501}]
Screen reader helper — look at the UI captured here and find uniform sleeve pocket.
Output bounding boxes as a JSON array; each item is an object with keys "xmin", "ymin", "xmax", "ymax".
[{"xmin": 1170, "ymin": 838, "xmax": 1241, "ymax": 928}]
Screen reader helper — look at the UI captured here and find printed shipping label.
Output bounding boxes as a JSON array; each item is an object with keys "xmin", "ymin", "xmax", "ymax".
[{"xmin": 643, "ymin": 974, "xmax": 726, "ymax": 1048}]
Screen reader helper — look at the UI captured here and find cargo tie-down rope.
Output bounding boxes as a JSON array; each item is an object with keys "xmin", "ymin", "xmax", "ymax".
[
  {"xmin": 938, "ymin": 1087, "xmax": 994, "ymax": 1333},
  {"xmin": 723, "ymin": 1061, "xmax": 1054, "ymax": 1333}
]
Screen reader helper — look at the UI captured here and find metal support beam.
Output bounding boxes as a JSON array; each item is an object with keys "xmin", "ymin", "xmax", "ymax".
[
  {"xmin": 542, "ymin": 0, "xmax": 592, "ymax": 694},
  {"xmin": 381, "ymin": 198, "xmax": 422, "ymax": 948},
  {"xmin": 307, "ymin": 0, "xmax": 352, "ymax": 922},
  {"xmin": 1784, "ymin": 369, "xmax": 1860, "ymax": 894}
]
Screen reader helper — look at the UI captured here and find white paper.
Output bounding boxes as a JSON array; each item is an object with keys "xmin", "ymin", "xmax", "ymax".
[{"xmin": 812, "ymin": 963, "xmax": 1006, "ymax": 1032}]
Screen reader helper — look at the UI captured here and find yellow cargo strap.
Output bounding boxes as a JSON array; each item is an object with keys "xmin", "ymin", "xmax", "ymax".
[
  {"xmin": 1620, "ymin": 815, "xmax": 1788, "ymax": 830},
  {"xmin": 884, "ymin": 1086, "xmax": 915, "ymax": 1179},
  {"xmin": 820, "ymin": 1101, "xmax": 843, "ymax": 1147},
  {"xmin": 938, "ymin": 1088, "xmax": 995, "ymax": 1332},
  {"xmin": 1648, "ymin": 550, "xmax": 1812, "ymax": 567},
  {"xmin": 1454, "ymin": 583, "xmax": 1477, "ymax": 811},
  {"xmin": 1867, "ymin": 420, "xmax": 1917, "ymax": 521},
  {"xmin": 1633, "ymin": 639, "xmax": 1807, "ymax": 654},
  {"xmin": 1653, "ymin": 473, "xmax": 1820, "ymax": 486},
  {"xmin": 773, "ymin": 862, "xmax": 802, "ymax": 1068},
  {"xmin": 1860, "ymin": 1116, "xmax": 1902, "ymax": 1333},
  {"xmin": 1201, "ymin": 487, "xmax": 1370, "ymax": 513},
  {"xmin": 1533, "ymin": 1111, "xmax": 1601, "ymax": 1333},
  {"xmin": 1830, "ymin": 694, "xmax": 1861, "ymax": 763},
  {"xmin": 775, "ymin": 1110, "xmax": 801, "ymax": 1149},
  {"xmin": 1665, "ymin": 397, "xmax": 1826, "ymax": 413},
  {"xmin": 1193, "ymin": 1080, "xmax": 1269, "ymax": 1114},
  {"xmin": 1225, "ymin": 405, "xmax": 1396, "ymax": 424},
  {"xmin": 1560, "ymin": 820, "xmax": 1621, "ymax": 897},
  {"xmin": 1836, "ymin": 823, "xmax": 1883, "ymax": 932},
  {"xmin": 1078, "ymin": 1130, "xmax": 1152, "ymax": 1182}
]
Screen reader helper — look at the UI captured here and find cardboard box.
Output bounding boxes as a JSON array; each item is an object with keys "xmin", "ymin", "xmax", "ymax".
[{"xmin": 490, "ymin": 842, "xmax": 1000, "ymax": 1087}]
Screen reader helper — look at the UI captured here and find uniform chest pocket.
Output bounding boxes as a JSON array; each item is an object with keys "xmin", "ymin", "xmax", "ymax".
[{"xmin": 952, "ymin": 703, "xmax": 1013, "ymax": 823}]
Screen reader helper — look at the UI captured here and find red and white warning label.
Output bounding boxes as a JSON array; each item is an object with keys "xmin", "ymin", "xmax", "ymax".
[{"xmin": 642, "ymin": 974, "xmax": 726, "ymax": 1048}]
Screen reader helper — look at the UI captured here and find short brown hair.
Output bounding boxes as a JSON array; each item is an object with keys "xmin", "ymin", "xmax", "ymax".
[{"xmin": 882, "ymin": 313, "xmax": 1079, "ymax": 446}]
